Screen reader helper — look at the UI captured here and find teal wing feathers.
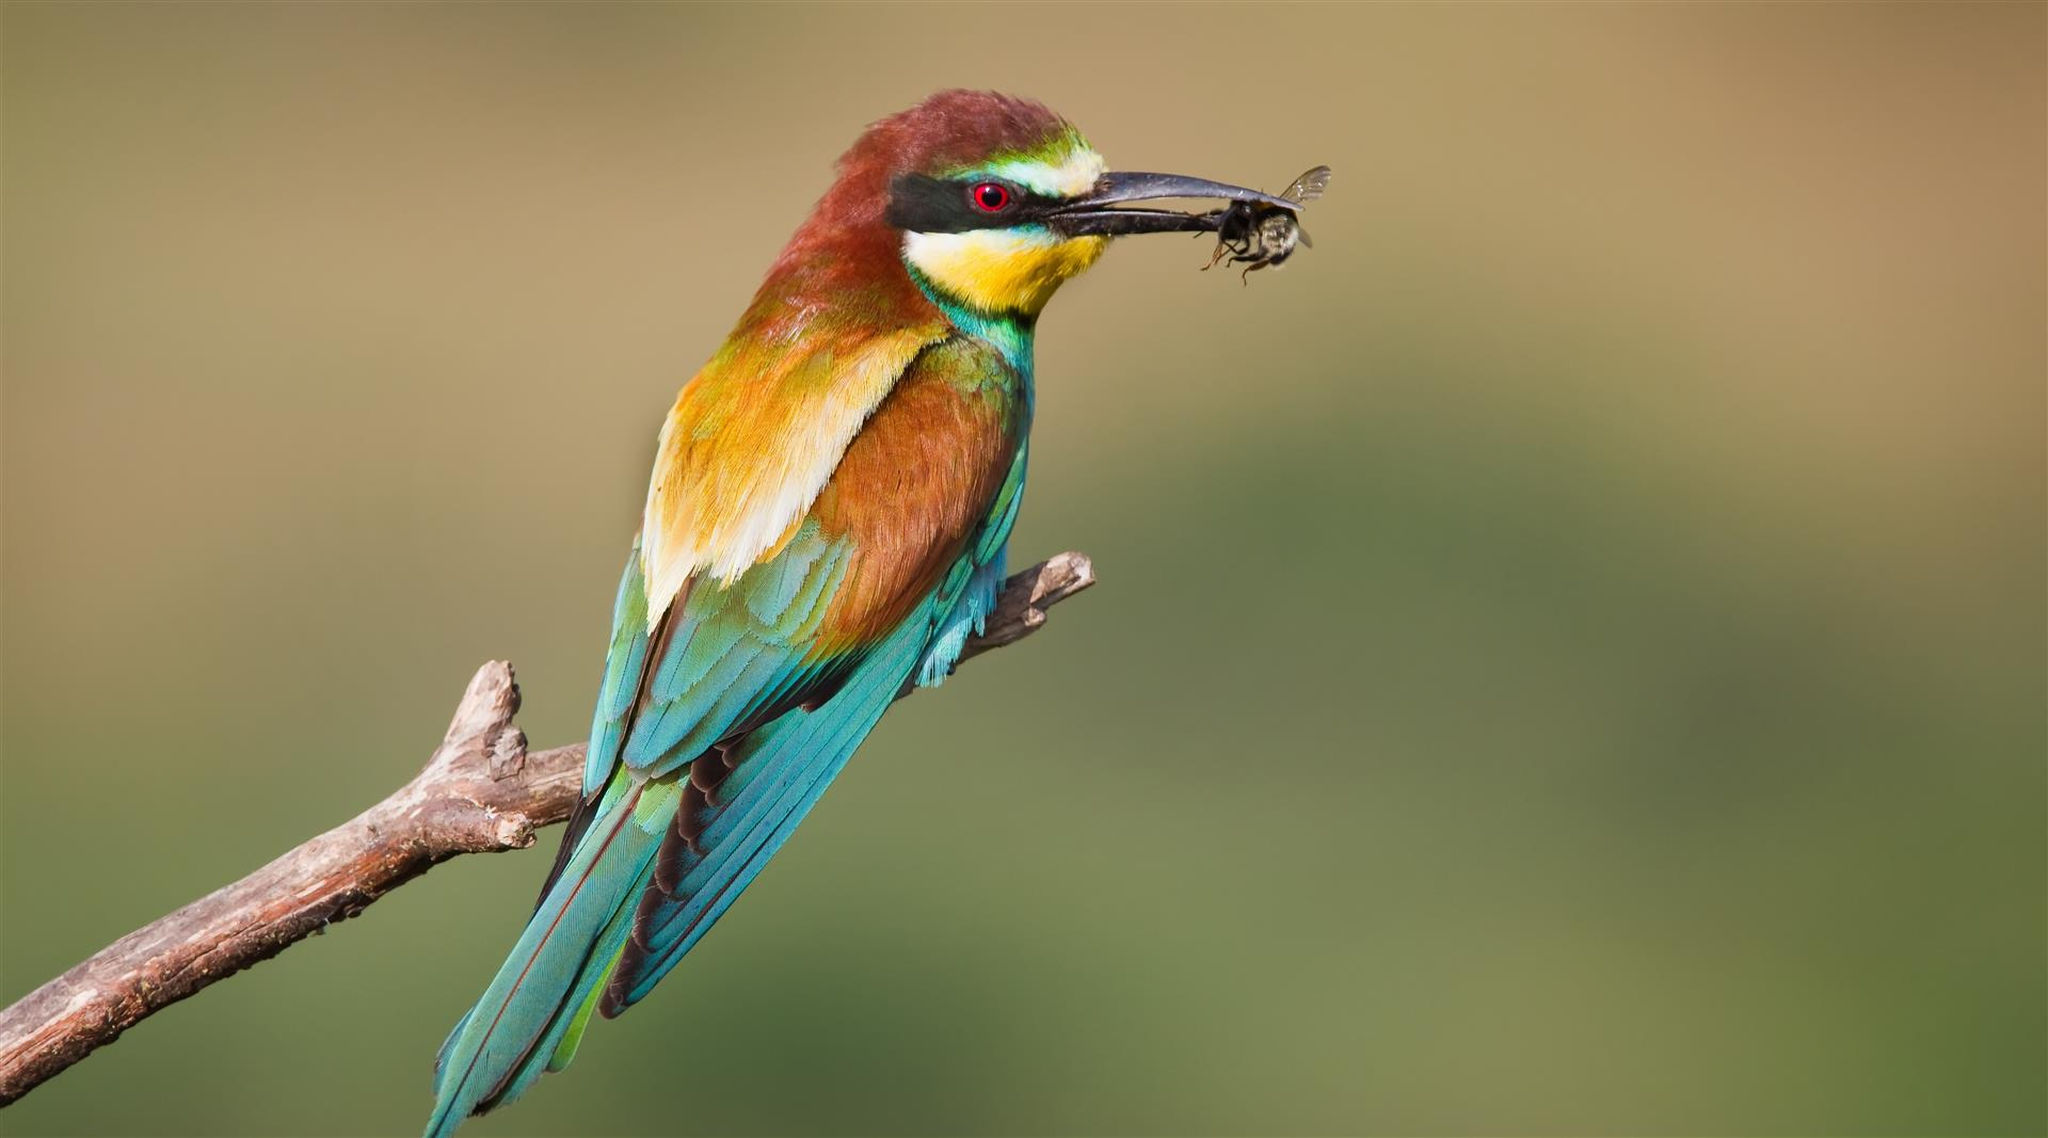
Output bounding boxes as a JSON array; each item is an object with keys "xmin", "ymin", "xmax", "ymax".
[
  {"xmin": 585, "ymin": 519, "xmax": 857, "ymax": 794},
  {"xmin": 539, "ymin": 521, "xmax": 858, "ymax": 914},
  {"xmin": 431, "ymin": 527, "xmax": 910, "ymax": 1134},
  {"xmin": 917, "ymin": 441, "xmax": 1024, "ymax": 687},
  {"xmin": 600, "ymin": 527, "xmax": 1010, "ymax": 1013}
]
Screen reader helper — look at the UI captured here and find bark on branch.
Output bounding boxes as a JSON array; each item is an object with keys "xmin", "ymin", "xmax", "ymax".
[{"xmin": 0, "ymin": 552, "xmax": 1095, "ymax": 1106}]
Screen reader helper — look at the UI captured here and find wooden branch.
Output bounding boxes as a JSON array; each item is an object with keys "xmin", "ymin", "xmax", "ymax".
[{"xmin": 0, "ymin": 552, "xmax": 1095, "ymax": 1107}]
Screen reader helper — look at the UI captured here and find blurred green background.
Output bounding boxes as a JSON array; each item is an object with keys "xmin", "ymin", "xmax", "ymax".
[{"xmin": 3, "ymin": 3, "xmax": 2042, "ymax": 1135}]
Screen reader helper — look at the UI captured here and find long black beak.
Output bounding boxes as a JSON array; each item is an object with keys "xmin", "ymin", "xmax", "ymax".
[{"xmin": 1049, "ymin": 172, "xmax": 1299, "ymax": 238}]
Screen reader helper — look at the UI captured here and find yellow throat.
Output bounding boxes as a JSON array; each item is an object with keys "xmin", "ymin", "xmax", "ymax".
[{"xmin": 903, "ymin": 228, "xmax": 1108, "ymax": 316}]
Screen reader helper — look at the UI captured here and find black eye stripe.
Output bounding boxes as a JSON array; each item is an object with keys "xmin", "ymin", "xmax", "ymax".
[{"xmin": 885, "ymin": 174, "xmax": 1055, "ymax": 233}]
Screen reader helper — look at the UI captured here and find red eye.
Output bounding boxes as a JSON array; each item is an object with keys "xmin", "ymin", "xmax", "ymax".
[{"xmin": 970, "ymin": 182, "xmax": 1011, "ymax": 213}]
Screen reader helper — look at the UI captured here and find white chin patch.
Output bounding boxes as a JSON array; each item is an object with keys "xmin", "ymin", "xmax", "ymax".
[{"xmin": 903, "ymin": 227, "xmax": 1058, "ymax": 272}]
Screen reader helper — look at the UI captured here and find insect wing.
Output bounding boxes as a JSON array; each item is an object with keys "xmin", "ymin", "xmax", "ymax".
[{"xmin": 1281, "ymin": 165, "xmax": 1332, "ymax": 206}]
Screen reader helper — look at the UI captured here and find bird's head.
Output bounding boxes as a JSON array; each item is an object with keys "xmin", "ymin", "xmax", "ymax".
[{"xmin": 778, "ymin": 90, "xmax": 1298, "ymax": 319}]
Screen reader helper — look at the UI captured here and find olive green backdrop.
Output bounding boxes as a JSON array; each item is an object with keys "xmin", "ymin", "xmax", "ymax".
[{"xmin": 3, "ymin": 3, "xmax": 2042, "ymax": 1136}]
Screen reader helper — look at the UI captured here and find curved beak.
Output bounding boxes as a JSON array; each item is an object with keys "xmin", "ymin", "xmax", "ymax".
[{"xmin": 1049, "ymin": 171, "xmax": 1298, "ymax": 238}]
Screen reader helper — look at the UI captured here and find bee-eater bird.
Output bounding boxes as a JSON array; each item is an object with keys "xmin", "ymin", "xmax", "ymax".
[{"xmin": 425, "ymin": 89, "xmax": 1302, "ymax": 1136}]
